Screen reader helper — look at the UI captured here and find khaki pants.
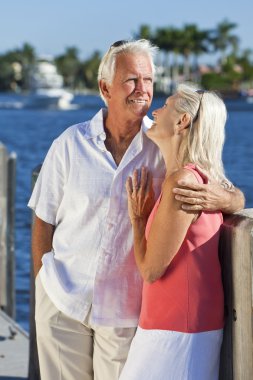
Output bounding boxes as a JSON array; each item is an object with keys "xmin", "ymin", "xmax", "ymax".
[{"xmin": 35, "ymin": 275, "xmax": 136, "ymax": 380}]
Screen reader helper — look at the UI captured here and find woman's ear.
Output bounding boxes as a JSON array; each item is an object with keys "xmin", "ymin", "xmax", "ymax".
[
  {"xmin": 177, "ymin": 113, "xmax": 191, "ymax": 133},
  {"xmin": 99, "ymin": 80, "xmax": 111, "ymax": 100}
]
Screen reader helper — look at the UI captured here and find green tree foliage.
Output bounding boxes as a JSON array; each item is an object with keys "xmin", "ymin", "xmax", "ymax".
[
  {"xmin": 0, "ymin": 20, "xmax": 253, "ymax": 94},
  {"xmin": 80, "ymin": 51, "xmax": 101, "ymax": 90},
  {"xmin": 54, "ymin": 48, "xmax": 102, "ymax": 91},
  {"xmin": 0, "ymin": 43, "xmax": 36, "ymax": 91},
  {"xmin": 136, "ymin": 21, "xmax": 251, "ymax": 93},
  {"xmin": 0, "ymin": 57, "xmax": 16, "ymax": 91},
  {"xmin": 54, "ymin": 47, "xmax": 81, "ymax": 89},
  {"xmin": 134, "ymin": 24, "xmax": 153, "ymax": 41},
  {"xmin": 180, "ymin": 24, "xmax": 210, "ymax": 78},
  {"xmin": 209, "ymin": 19, "xmax": 239, "ymax": 64},
  {"xmin": 236, "ymin": 49, "xmax": 253, "ymax": 82},
  {"xmin": 201, "ymin": 72, "xmax": 239, "ymax": 92}
]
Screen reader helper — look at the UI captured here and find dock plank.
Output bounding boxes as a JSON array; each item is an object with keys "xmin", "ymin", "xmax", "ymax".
[{"xmin": 0, "ymin": 309, "xmax": 28, "ymax": 379}]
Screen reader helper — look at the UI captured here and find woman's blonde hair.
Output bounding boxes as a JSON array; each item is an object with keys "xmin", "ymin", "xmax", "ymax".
[
  {"xmin": 175, "ymin": 83, "xmax": 232, "ymax": 187},
  {"xmin": 97, "ymin": 39, "xmax": 158, "ymax": 104}
]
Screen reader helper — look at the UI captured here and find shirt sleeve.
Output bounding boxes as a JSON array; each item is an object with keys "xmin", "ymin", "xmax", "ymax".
[{"xmin": 27, "ymin": 138, "xmax": 67, "ymax": 225}]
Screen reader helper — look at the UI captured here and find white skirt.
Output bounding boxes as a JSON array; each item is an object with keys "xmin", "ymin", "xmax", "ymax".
[{"xmin": 119, "ymin": 326, "xmax": 223, "ymax": 380}]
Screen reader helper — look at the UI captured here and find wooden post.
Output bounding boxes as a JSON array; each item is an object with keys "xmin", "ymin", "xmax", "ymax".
[
  {"xmin": 0, "ymin": 143, "xmax": 16, "ymax": 317},
  {"xmin": 0, "ymin": 144, "xmax": 16, "ymax": 318},
  {"xmin": 28, "ymin": 164, "xmax": 42, "ymax": 380},
  {"xmin": 6, "ymin": 152, "xmax": 17, "ymax": 318},
  {"xmin": 219, "ymin": 209, "xmax": 253, "ymax": 380},
  {"xmin": 0, "ymin": 142, "xmax": 8, "ymax": 310}
]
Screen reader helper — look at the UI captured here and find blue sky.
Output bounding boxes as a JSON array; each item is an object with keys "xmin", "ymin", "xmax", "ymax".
[{"xmin": 1, "ymin": 0, "xmax": 252, "ymax": 62}]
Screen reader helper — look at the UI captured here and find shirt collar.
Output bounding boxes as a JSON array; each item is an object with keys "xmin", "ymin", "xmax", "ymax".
[
  {"xmin": 84, "ymin": 108, "xmax": 152, "ymax": 146},
  {"xmin": 84, "ymin": 108, "xmax": 107, "ymax": 140}
]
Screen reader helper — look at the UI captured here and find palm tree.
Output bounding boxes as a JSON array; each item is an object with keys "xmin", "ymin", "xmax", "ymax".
[
  {"xmin": 193, "ymin": 29, "xmax": 210, "ymax": 71},
  {"xmin": 181, "ymin": 24, "xmax": 210, "ymax": 82},
  {"xmin": 170, "ymin": 28, "xmax": 185, "ymax": 87},
  {"xmin": 81, "ymin": 51, "xmax": 101, "ymax": 90},
  {"xmin": 135, "ymin": 24, "xmax": 162, "ymax": 65},
  {"xmin": 153, "ymin": 26, "xmax": 184, "ymax": 92},
  {"xmin": 153, "ymin": 27, "xmax": 175, "ymax": 70},
  {"xmin": 2, "ymin": 43, "xmax": 36, "ymax": 90},
  {"xmin": 134, "ymin": 24, "xmax": 153, "ymax": 41},
  {"xmin": 55, "ymin": 47, "xmax": 81, "ymax": 88},
  {"xmin": 236, "ymin": 49, "xmax": 253, "ymax": 84},
  {"xmin": 20, "ymin": 43, "xmax": 36, "ymax": 65},
  {"xmin": 136, "ymin": 25, "xmax": 176, "ymax": 93},
  {"xmin": 209, "ymin": 19, "xmax": 239, "ymax": 64},
  {"xmin": 180, "ymin": 24, "xmax": 198, "ymax": 80}
]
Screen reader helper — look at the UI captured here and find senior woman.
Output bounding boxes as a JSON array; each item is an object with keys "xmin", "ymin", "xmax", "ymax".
[{"xmin": 120, "ymin": 84, "xmax": 232, "ymax": 380}]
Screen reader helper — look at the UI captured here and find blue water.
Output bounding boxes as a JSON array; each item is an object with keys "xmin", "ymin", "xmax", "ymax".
[{"xmin": 0, "ymin": 93, "xmax": 252, "ymax": 332}]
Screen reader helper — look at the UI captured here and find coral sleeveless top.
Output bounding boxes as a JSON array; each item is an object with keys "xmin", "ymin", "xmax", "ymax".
[{"xmin": 139, "ymin": 164, "xmax": 224, "ymax": 333}]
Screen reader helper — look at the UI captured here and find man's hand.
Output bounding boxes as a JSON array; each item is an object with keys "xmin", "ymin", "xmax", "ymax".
[
  {"xmin": 173, "ymin": 180, "xmax": 231, "ymax": 212},
  {"xmin": 173, "ymin": 167, "xmax": 245, "ymax": 214}
]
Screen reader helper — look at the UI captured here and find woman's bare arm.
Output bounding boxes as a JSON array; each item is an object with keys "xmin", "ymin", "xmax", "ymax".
[{"xmin": 127, "ymin": 168, "xmax": 198, "ymax": 283}]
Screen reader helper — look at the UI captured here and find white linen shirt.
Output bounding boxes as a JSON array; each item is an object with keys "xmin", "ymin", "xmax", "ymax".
[{"xmin": 28, "ymin": 108, "xmax": 165, "ymax": 326}]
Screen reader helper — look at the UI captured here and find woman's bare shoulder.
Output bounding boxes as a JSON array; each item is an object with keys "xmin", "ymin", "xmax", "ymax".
[{"xmin": 163, "ymin": 167, "xmax": 198, "ymax": 190}]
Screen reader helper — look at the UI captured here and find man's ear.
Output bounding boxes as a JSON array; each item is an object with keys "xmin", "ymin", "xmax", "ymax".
[
  {"xmin": 99, "ymin": 80, "xmax": 111, "ymax": 100},
  {"xmin": 177, "ymin": 113, "xmax": 191, "ymax": 133}
]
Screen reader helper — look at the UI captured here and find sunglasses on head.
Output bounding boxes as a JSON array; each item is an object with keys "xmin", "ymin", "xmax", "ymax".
[
  {"xmin": 110, "ymin": 40, "xmax": 129, "ymax": 48},
  {"xmin": 194, "ymin": 90, "xmax": 205, "ymax": 121}
]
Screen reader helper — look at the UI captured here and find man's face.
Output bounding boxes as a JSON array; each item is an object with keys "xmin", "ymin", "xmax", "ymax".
[{"xmin": 106, "ymin": 53, "xmax": 154, "ymax": 120}]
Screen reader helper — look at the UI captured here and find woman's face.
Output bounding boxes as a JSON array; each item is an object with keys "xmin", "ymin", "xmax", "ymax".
[{"xmin": 147, "ymin": 95, "xmax": 180, "ymax": 140}]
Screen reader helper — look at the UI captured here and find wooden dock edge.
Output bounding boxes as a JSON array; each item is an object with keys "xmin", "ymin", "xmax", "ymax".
[
  {"xmin": 0, "ymin": 308, "xmax": 29, "ymax": 339},
  {"xmin": 0, "ymin": 308, "xmax": 29, "ymax": 378}
]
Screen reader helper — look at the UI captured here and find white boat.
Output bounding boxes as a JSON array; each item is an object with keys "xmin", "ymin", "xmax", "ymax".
[{"xmin": 25, "ymin": 59, "xmax": 76, "ymax": 109}]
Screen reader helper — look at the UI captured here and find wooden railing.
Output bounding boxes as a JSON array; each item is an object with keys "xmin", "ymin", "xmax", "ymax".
[{"xmin": 219, "ymin": 209, "xmax": 253, "ymax": 379}]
